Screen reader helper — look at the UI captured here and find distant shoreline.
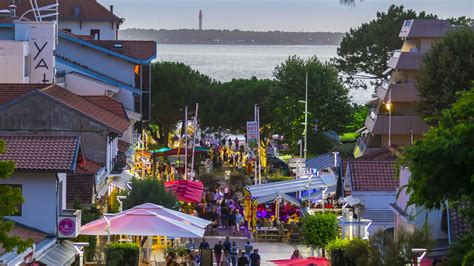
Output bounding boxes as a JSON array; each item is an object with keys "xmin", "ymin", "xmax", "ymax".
[{"xmin": 120, "ymin": 28, "xmax": 344, "ymax": 46}]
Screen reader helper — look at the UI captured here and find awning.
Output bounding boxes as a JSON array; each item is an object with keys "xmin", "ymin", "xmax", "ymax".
[
  {"xmin": 37, "ymin": 240, "xmax": 78, "ymax": 266},
  {"xmin": 270, "ymin": 257, "xmax": 329, "ymax": 266},
  {"xmin": 165, "ymin": 180, "xmax": 204, "ymax": 203},
  {"xmin": 343, "ymin": 196, "xmax": 362, "ymax": 206},
  {"xmin": 246, "ymin": 174, "xmax": 337, "ymax": 201},
  {"xmin": 255, "ymin": 192, "xmax": 302, "ymax": 207},
  {"xmin": 111, "ymin": 170, "xmax": 134, "ymax": 190}
]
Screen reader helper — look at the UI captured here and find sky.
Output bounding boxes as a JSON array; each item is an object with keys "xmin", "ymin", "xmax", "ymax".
[{"xmin": 102, "ymin": 0, "xmax": 473, "ymax": 32}]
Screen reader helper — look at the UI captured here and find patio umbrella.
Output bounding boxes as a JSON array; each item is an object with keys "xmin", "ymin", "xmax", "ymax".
[
  {"xmin": 165, "ymin": 180, "xmax": 204, "ymax": 203},
  {"xmin": 270, "ymin": 257, "xmax": 330, "ymax": 266},
  {"xmin": 80, "ymin": 203, "xmax": 211, "ymax": 238}
]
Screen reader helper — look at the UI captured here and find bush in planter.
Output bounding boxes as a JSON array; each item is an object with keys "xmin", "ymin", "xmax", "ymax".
[
  {"xmin": 327, "ymin": 238, "xmax": 350, "ymax": 266},
  {"xmin": 105, "ymin": 242, "xmax": 139, "ymax": 266},
  {"xmin": 345, "ymin": 238, "xmax": 370, "ymax": 266}
]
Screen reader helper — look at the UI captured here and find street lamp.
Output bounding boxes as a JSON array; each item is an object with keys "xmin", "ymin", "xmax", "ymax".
[
  {"xmin": 298, "ymin": 71, "xmax": 309, "ymax": 161},
  {"xmin": 385, "ymin": 100, "xmax": 392, "ymax": 147}
]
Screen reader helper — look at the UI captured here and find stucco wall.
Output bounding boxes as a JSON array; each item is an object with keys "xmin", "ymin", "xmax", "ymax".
[
  {"xmin": 353, "ymin": 191, "xmax": 396, "ymax": 210},
  {"xmin": 56, "ymin": 39, "xmax": 135, "ymax": 86},
  {"xmin": 0, "ymin": 94, "xmax": 108, "ymax": 164},
  {"xmin": 65, "ymin": 73, "xmax": 120, "ymax": 96},
  {"xmin": 2, "ymin": 172, "xmax": 60, "ymax": 235},
  {"xmin": 59, "ymin": 21, "xmax": 117, "ymax": 40}
]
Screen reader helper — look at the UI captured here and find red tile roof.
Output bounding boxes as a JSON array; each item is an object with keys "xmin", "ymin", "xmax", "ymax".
[
  {"xmin": 83, "ymin": 96, "xmax": 128, "ymax": 120},
  {"xmin": 90, "ymin": 40, "xmax": 157, "ymax": 61},
  {"xmin": 40, "ymin": 85, "xmax": 130, "ymax": 133},
  {"xmin": 349, "ymin": 161, "xmax": 398, "ymax": 192},
  {"xmin": 0, "ymin": 222, "xmax": 49, "ymax": 255},
  {"xmin": 0, "ymin": 136, "xmax": 80, "ymax": 172},
  {"xmin": 0, "ymin": 84, "xmax": 50, "ymax": 105},
  {"xmin": 74, "ymin": 158, "xmax": 102, "ymax": 175},
  {"xmin": 0, "ymin": 0, "xmax": 121, "ymax": 22}
]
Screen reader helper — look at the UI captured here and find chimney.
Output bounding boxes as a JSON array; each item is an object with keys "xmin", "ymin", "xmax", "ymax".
[{"xmin": 110, "ymin": 5, "xmax": 114, "ymax": 14}]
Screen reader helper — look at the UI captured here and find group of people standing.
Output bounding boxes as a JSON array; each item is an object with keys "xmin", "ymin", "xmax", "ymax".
[{"xmin": 196, "ymin": 238, "xmax": 261, "ymax": 266}]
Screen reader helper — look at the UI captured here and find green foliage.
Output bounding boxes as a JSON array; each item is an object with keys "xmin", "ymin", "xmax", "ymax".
[
  {"xmin": 400, "ymin": 89, "xmax": 474, "ymax": 219},
  {"xmin": 328, "ymin": 238, "xmax": 370, "ymax": 266},
  {"xmin": 334, "ymin": 5, "xmax": 436, "ymax": 89},
  {"xmin": 267, "ymin": 56, "xmax": 352, "ymax": 153},
  {"xmin": 417, "ymin": 27, "xmax": 474, "ymax": 125},
  {"xmin": 149, "ymin": 61, "xmax": 217, "ymax": 145},
  {"xmin": 123, "ymin": 178, "xmax": 178, "ymax": 210},
  {"xmin": 369, "ymin": 226, "xmax": 434, "ymax": 265},
  {"xmin": 0, "ymin": 139, "xmax": 32, "ymax": 254},
  {"xmin": 228, "ymin": 173, "xmax": 249, "ymax": 193},
  {"xmin": 448, "ymin": 233, "xmax": 474, "ymax": 266},
  {"xmin": 105, "ymin": 242, "xmax": 139, "ymax": 266},
  {"xmin": 204, "ymin": 77, "xmax": 272, "ymax": 131},
  {"xmin": 345, "ymin": 105, "xmax": 369, "ymax": 133},
  {"xmin": 301, "ymin": 213, "xmax": 338, "ymax": 249},
  {"xmin": 197, "ymin": 173, "xmax": 218, "ymax": 190}
]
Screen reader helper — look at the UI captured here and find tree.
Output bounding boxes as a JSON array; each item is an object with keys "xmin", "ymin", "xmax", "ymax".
[
  {"xmin": 266, "ymin": 56, "xmax": 352, "ymax": 154},
  {"xmin": 400, "ymin": 88, "xmax": 474, "ymax": 213},
  {"xmin": 417, "ymin": 27, "xmax": 474, "ymax": 125},
  {"xmin": 0, "ymin": 139, "xmax": 32, "ymax": 253},
  {"xmin": 301, "ymin": 213, "xmax": 338, "ymax": 256},
  {"xmin": 205, "ymin": 77, "xmax": 272, "ymax": 132},
  {"xmin": 149, "ymin": 62, "xmax": 217, "ymax": 146},
  {"xmin": 333, "ymin": 5, "xmax": 435, "ymax": 90},
  {"xmin": 122, "ymin": 178, "xmax": 178, "ymax": 210}
]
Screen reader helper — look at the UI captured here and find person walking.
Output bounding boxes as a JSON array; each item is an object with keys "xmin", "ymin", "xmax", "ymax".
[
  {"xmin": 214, "ymin": 240, "xmax": 224, "ymax": 266},
  {"xmin": 249, "ymin": 249, "xmax": 261, "ymax": 266},
  {"xmin": 244, "ymin": 241, "xmax": 253, "ymax": 256},
  {"xmin": 198, "ymin": 238, "xmax": 209, "ymax": 250},
  {"xmin": 234, "ymin": 210, "xmax": 243, "ymax": 235},
  {"xmin": 230, "ymin": 241, "xmax": 238, "ymax": 266},
  {"xmin": 237, "ymin": 251, "xmax": 249, "ymax": 266},
  {"xmin": 223, "ymin": 236, "xmax": 231, "ymax": 253}
]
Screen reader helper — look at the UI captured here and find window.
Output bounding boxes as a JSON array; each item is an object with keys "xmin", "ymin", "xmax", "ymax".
[
  {"xmin": 0, "ymin": 185, "xmax": 22, "ymax": 216},
  {"xmin": 62, "ymin": 29, "xmax": 71, "ymax": 33},
  {"xmin": 24, "ymin": 55, "xmax": 29, "ymax": 77},
  {"xmin": 90, "ymin": 29, "xmax": 100, "ymax": 40}
]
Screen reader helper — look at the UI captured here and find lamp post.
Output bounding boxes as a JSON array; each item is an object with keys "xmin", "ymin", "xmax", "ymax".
[
  {"xmin": 184, "ymin": 106, "xmax": 188, "ymax": 180},
  {"xmin": 386, "ymin": 90, "xmax": 392, "ymax": 147},
  {"xmin": 298, "ymin": 71, "xmax": 309, "ymax": 161}
]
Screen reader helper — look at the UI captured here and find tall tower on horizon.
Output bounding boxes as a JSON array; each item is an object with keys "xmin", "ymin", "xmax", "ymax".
[{"xmin": 199, "ymin": 10, "xmax": 203, "ymax": 31}]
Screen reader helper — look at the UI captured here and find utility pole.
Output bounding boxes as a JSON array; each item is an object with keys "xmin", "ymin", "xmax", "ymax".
[
  {"xmin": 257, "ymin": 106, "xmax": 261, "ymax": 184},
  {"xmin": 190, "ymin": 103, "xmax": 199, "ymax": 181},
  {"xmin": 184, "ymin": 106, "xmax": 188, "ymax": 180},
  {"xmin": 254, "ymin": 104, "xmax": 258, "ymax": 185},
  {"xmin": 304, "ymin": 71, "xmax": 308, "ymax": 161}
]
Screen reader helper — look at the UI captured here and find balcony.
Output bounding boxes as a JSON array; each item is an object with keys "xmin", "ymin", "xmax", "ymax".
[
  {"xmin": 110, "ymin": 153, "xmax": 127, "ymax": 175},
  {"xmin": 58, "ymin": 209, "xmax": 81, "ymax": 238},
  {"xmin": 376, "ymin": 82, "xmax": 420, "ymax": 102},
  {"xmin": 388, "ymin": 49, "xmax": 425, "ymax": 70},
  {"xmin": 365, "ymin": 109, "xmax": 429, "ymax": 135}
]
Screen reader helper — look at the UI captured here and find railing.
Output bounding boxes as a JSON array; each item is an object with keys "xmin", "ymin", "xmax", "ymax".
[
  {"xmin": 55, "ymin": 70, "xmax": 66, "ymax": 84},
  {"xmin": 110, "ymin": 153, "xmax": 127, "ymax": 175},
  {"xmin": 58, "ymin": 209, "xmax": 81, "ymax": 238}
]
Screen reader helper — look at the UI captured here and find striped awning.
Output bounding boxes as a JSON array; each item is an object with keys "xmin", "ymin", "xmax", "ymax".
[{"xmin": 37, "ymin": 240, "xmax": 77, "ymax": 266}]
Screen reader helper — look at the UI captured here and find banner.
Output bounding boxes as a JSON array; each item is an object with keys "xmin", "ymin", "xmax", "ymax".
[{"xmin": 246, "ymin": 121, "xmax": 258, "ymax": 148}]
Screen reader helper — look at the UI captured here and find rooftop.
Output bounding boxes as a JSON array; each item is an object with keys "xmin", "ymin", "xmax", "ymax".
[
  {"xmin": 83, "ymin": 96, "xmax": 128, "ymax": 120},
  {"xmin": 0, "ymin": 84, "xmax": 50, "ymax": 105},
  {"xmin": 349, "ymin": 160, "xmax": 398, "ymax": 192},
  {"xmin": 40, "ymin": 85, "xmax": 130, "ymax": 133},
  {"xmin": 0, "ymin": 221, "xmax": 49, "ymax": 255},
  {"xmin": 399, "ymin": 19, "xmax": 451, "ymax": 38},
  {"xmin": 0, "ymin": 0, "xmax": 121, "ymax": 22},
  {"xmin": 0, "ymin": 136, "xmax": 80, "ymax": 172}
]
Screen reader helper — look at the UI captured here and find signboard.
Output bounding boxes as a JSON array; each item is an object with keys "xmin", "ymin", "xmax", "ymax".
[
  {"xmin": 246, "ymin": 121, "xmax": 258, "ymax": 148},
  {"xmin": 288, "ymin": 158, "xmax": 306, "ymax": 169},
  {"xmin": 58, "ymin": 217, "xmax": 76, "ymax": 238}
]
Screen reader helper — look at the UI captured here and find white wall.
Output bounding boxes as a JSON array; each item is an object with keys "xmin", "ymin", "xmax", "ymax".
[
  {"xmin": 106, "ymin": 137, "xmax": 119, "ymax": 172},
  {"xmin": 353, "ymin": 191, "xmax": 396, "ymax": 210},
  {"xmin": 0, "ymin": 41, "xmax": 28, "ymax": 83},
  {"xmin": 113, "ymin": 88, "xmax": 135, "ymax": 111},
  {"xmin": 2, "ymin": 172, "xmax": 60, "ymax": 235},
  {"xmin": 56, "ymin": 38, "xmax": 135, "ymax": 86},
  {"xmin": 65, "ymin": 72, "xmax": 120, "ymax": 96},
  {"xmin": 59, "ymin": 20, "xmax": 117, "ymax": 40}
]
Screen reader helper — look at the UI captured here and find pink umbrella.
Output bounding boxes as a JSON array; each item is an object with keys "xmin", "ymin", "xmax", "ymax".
[
  {"xmin": 165, "ymin": 180, "xmax": 204, "ymax": 203},
  {"xmin": 80, "ymin": 203, "xmax": 211, "ymax": 238}
]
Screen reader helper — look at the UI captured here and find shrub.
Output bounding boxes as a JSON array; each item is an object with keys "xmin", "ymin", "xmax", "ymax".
[
  {"xmin": 105, "ymin": 242, "xmax": 139, "ymax": 266},
  {"xmin": 197, "ymin": 174, "xmax": 217, "ymax": 190},
  {"xmin": 301, "ymin": 213, "xmax": 338, "ymax": 256},
  {"xmin": 327, "ymin": 238, "xmax": 350, "ymax": 266}
]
